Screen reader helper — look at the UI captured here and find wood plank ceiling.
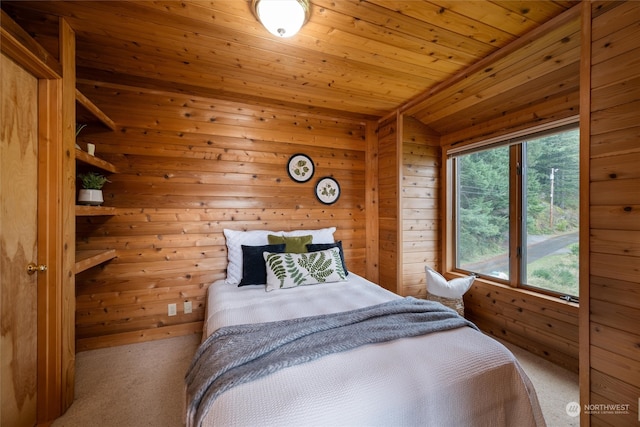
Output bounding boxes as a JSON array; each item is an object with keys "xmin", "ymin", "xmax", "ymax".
[{"xmin": 3, "ymin": 1, "xmax": 579, "ymax": 122}]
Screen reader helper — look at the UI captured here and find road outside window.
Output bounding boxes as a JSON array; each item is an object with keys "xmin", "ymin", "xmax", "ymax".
[{"xmin": 523, "ymin": 131, "xmax": 579, "ymax": 297}]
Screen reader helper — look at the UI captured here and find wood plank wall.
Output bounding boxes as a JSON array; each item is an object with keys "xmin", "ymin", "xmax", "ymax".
[
  {"xmin": 377, "ymin": 114, "xmax": 399, "ymax": 293},
  {"xmin": 74, "ymin": 82, "xmax": 370, "ymax": 350},
  {"xmin": 376, "ymin": 114, "xmax": 441, "ymax": 298},
  {"xmin": 60, "ymin": 18, "xmax": 77, "ymax": 411},
  {"xmin": 587, "ymin": 2, "xmax": 640, "ymax": 425},
  {"xmin": 401, "ymin": 117, "xmax": 440, "ymax": 298},
  {"xmin": 464, "ymin": 283, "xmax": 579, "ymax": 372}
]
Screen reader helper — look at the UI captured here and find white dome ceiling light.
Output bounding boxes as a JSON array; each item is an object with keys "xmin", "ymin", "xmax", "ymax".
[{"xmin": 252, "ymin": 0, "xmax": 311, "ymax": 38}]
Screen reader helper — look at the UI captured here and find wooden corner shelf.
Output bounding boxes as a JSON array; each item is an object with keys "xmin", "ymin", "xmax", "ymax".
[
  {"xmin": 75, "ymin": 205, "xmax": 116, "ymax": 216},
  {"xmin": 74, "ymin": 89, "xmax": 118, "ymax": 275},
  {"xmin": 76, "ymin": 88, "xmax": 116, "ymax": 131},
  {"xmin": 76, "ymin": 148, "xmax": 117, "ymax": 173},
  {"xmin": 75, "ymin": 249, "xmax": 116, "ymax": 274}
]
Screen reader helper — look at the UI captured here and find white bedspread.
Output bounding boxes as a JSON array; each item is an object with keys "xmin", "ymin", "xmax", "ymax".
[{"xmin": 198, "ymin": 274, "xmax": 546, "ymax": 427}]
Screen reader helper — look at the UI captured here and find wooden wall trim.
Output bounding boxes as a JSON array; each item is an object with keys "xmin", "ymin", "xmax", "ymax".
[
  {"xmin": 59, "ymin": 17, "xmax": 76, "ymax": 413},
  {"xmin": 441, "ymin": 151, "xmax": 452, "ymax": 274},
  {"xmin": 395, "ymin": 112, "xmax": 404, "ymax": 290},
  {"xmin": 0, "ymin": 10, "xmax": 61, "ymax": 79},
  {"xmin": 443, "ymin": 115, "xmax": 580, "ymax": 154},
  {"xmin": 36, "ymin": 78, "xmax": 63, "ymax": 425},
  {"xmin": 440, "ymin": 92, "xmax": 580, "ymax": 148},
  {"xmin": 365, "ymin": 120, "xmax": 379, "ymax": 283},
  {"xmin": 579, "ymin": 1, "xmax": 592, "ymax": 426},
  {"xmin": 456, "ymin": 273, "xmax": 579, "ymax": 314}
]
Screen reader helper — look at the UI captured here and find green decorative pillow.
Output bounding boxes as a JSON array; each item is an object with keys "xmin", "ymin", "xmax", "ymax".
[
  {"xmin": 307, "ymin": 241, "xmax": 348, "ymax": 276},
  {"xmin": 263, "ymin": 248, "xmax": 347, "ymax": 292},
  {"xmin": 267, "ymin": 234, "xmax": 312, "ymax": 253}
]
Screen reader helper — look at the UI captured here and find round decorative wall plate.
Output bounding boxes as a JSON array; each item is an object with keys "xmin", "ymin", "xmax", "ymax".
[
  {"xmin": 315, "ymin": 176, "xmax": 340, "ymax": 205},
  {"xmin": 287, "ymin": 153, "xmax": 314, "ymax": 183}
]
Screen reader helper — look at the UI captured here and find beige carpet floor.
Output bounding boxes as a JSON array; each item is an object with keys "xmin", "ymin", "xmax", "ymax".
[
  {"xmin": 497, "ymin": 338, "xmax": 579, "ymax": 427},
  {"xmin": 52, "ymin": 333, "xmax": 578, "ymax": 427}
]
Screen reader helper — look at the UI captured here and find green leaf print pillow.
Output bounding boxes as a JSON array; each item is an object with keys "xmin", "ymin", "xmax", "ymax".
[{"xmin": 263, "ymin": 248, "xmax": 347, "ymax": 292}]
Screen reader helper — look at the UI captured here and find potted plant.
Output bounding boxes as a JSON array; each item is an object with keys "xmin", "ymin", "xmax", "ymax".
[{"xmin": 77, "ymin": 172, "xmax": 110, "ymax": 205}]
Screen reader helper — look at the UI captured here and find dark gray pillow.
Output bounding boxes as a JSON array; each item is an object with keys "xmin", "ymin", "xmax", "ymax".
[
  {"xmin": 306, "ymin": 241, "xmax": 348, "ymax": 276},
  {"xmin": 239, "ymin": 244, "xmax": 286, "ymax": 286}
]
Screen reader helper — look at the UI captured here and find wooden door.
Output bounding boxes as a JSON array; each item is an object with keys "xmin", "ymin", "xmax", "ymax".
[{"xmin": 1, "ymin": 52, "xmax": 39, "ymax": 427}]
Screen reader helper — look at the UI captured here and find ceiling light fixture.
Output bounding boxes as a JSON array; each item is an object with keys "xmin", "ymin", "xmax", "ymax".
[{"xmin": 252, "ymin": 0, "xmax": 310, "ymax": 38}]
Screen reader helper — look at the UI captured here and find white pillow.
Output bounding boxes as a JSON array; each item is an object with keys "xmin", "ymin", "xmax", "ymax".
[
  {"xmin": 264, "ymin": 247, "xmax": 346, "ymax": 292},
  {"xmin": 281, "ymin": 227, "xmax": 336, "ymax": 243},
  {"xmin": 223, "ymin": 229, "xmax": 275, "ymax": 285},
  {"xmin": 223, "ymin": 227, "xmax": 336, "ymax": 285},
  {"xmin": 425, "ymin": 266, "xmax": 475, "ymax": 299}
]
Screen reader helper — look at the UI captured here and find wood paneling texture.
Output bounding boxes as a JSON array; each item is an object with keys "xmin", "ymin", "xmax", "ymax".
[
  {"xmin": 74, "ymin": 82, "xmax": 369, "ymax": 350},
  {"xmin": 59, "ymin": 17, "xmax": 77, "ymax": 412},
  {"xmin": 416, "ymin": 5, "xmax": 582, "ymax": 146},
  {"xmin": 587, "ymin": 2, "xmax": 640, "ymax": 425},
  {"xmin": 375, "ymin": 114, "xmax": 441, "ymax": 297},
  {"xmin": 464, "ymin": 281, "xmax": 579, "ymax": 372},
  {"xmin": 1, "ymin": 1, "xmax": 579, "ymax": 120},
  {"xmin": 377, "ymin": 115, "xmax": 399, "ymax": 293},
  {"xmin": 401, "ymin": 117, "xmax": 440, "ymax": 298}
]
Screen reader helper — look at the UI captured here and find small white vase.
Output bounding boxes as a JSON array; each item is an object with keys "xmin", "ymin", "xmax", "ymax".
[{"xmin": 78, "ymin": 189, "xmax": 104, "ymax": 206}]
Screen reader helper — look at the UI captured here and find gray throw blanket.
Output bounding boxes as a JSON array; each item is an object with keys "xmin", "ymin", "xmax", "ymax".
[{"xmin": 185, "ymin": 297, "xmax": 477, "ymax": 427}]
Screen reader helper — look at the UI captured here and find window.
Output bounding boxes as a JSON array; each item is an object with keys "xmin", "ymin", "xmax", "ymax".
[{"xmin": 452, "ymin": 126, "xmax": 579, "ymax": 299}]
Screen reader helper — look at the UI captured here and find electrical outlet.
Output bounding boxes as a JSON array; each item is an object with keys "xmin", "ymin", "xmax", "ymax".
[
  {"xmin": 184, "ymin": 301, "xmax": 193, "ymax": 314},
  {"xmin": 168, "ymin": 303, "xmax": 177, "ymax": 316}
]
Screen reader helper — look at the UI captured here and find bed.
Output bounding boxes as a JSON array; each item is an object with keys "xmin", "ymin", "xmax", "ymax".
[{"xmin": 185, "ymin": 229, "xmax": 546, "ymax": 427}]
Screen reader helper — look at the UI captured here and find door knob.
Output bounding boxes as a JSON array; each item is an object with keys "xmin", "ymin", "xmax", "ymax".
[{"xmin": 26, "ymin": 262, "xmax": 47, "ymax": 275}]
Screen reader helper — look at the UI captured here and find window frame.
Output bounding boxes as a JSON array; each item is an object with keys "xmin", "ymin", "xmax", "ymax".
[{"xmin": 444, "ymin": 119, "xmax": 580, "ymax": 302}]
